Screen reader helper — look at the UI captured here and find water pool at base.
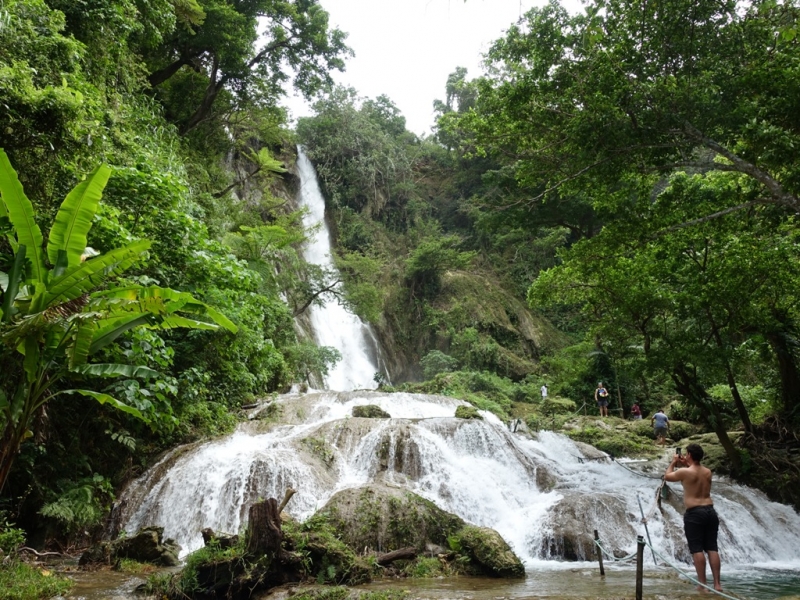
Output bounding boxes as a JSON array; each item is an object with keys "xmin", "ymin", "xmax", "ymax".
[{"xmin": 64, "ymin": 564, "xmax": 800, "ymax": 600}]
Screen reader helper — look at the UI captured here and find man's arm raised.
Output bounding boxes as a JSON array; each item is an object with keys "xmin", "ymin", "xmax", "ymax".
[{"xmin": 664, "ymin": 454, "xmax": 687, "ymax": 482}]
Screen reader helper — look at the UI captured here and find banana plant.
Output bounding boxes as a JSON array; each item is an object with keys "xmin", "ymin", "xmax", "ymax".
[{"xmin": 0, "ymin": 149, "xmax": 237, "ymax": 494}]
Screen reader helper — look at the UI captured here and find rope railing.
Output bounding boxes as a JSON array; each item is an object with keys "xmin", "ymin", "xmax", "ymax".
[{"xmin": 592, "ymin": 538, "xmax": 637, "ymax": 563}]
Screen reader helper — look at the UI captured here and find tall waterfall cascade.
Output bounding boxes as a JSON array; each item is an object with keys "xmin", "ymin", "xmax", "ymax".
[
  {"xmin": 295, "ymin": 147, "xmax": 382, "ymax": 391},
  {"xmin": 116, "ymin": 150, "xmax": 800, "ymax": 576}
]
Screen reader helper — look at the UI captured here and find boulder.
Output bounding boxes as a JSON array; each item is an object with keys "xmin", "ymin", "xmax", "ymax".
[
  {"xmin": 352, "ymin": 405, "xmax": 391, "ymax": 418},
  {"xmin": 456, "ymin": 525, "xmax": 525, "ymax": 578},
  {"xmin": 80, "ymin": 526, "xmax": 181, "ymax": 567},
  {"xmin": 320, "ymin": 484, "xmax": 465, "ymax": 552}
]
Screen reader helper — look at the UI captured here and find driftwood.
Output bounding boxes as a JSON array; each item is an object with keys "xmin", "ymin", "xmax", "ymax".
[
  {"xmin": 376, "ymin": 546, "xmax": 417, "ymax": 565},
  {"xmin": 18, "ymin": 546, "xmax": 63, "ymax": 558},
  {"xmin": 277, "ymin": 487, "xmax": 296, "ymax": 513}
]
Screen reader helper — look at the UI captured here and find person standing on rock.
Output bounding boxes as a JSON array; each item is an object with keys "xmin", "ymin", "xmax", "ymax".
[
  {"xmin": 595, "ymin": 382, "xmax": 609, "ymax": 417},
  {"xmin": 664, "ymin": 443, "xmax": 723, "ymax": 593},
  {"xmin": 630, "ymin": 401, "xmax": 642, "ymax": 420},
  {"xmin": 651, "ymin": 408, "xmax": 669, "ymax": 445},
  {"xmin": 541, "ymin": 384, "xmax": 548, "ymax": 400}
]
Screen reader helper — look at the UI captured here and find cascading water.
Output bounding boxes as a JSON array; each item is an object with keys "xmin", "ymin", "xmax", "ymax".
[
  {"xmin": 295, "ymin": 147, "xmax": 383, "ymax": 391},
  {"xmin": 119, "ymin": 390, "xmax": 800, "ymax": 572},
  {"xmin": 115, "ymin": 149, "xmax": 800, "ymax": 597}
]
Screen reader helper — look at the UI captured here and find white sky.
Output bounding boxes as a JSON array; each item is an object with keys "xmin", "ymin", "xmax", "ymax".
[{"xmin": 283, "ymin": 0, "xmax": 579, "ymax": 136}]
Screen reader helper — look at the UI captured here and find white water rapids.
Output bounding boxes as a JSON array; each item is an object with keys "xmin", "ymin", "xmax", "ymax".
[{"xmin": 116, "ymin": 148, "xmax": 800, "ymax": 590}]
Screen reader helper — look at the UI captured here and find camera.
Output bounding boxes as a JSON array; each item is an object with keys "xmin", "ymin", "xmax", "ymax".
[{"xmin": 676, "ymin": 447, "xmax": 682, "ymax": 455}]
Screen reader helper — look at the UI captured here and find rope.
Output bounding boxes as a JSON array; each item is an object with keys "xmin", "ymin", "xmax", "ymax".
[
  {"xmin": 642, "ymin": 539, "xmax": 745, "ymax": 600},
  {"xmin": 612, "ymin": 457, "xmax": 665, "ymax": 480},
  {"xmin": 592, "ymin": 538, "xmax": 637, "ymax": 563}
]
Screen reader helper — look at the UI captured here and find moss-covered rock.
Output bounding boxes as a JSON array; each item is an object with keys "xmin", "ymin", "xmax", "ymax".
[
  {"xmin": 319, "ymin": 485, "xmax": 465, "ymax": 552},
  {"xmin": 453, "ymin": 526, "xmax": 525, "ymax": 577},
  {"xmin": 80, "ymin": 526, "xmax": 181, "ymax": 567},
  {"xmin": 352, "ymin": 405, "xmax": 391, "ymax": 418},
  {"xmin": 454, "ymin": 405, "xmax": 482, "ymax": 420}
]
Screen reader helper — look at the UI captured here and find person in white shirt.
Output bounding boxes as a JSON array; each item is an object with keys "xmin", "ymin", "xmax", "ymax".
[{"xmin": 541, "ymin": 384, "xmax": 548, "ymax": 399}]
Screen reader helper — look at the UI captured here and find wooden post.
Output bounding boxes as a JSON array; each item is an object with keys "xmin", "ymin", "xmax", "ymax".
[
  {"xmin": 594, "ymin": 529, "xmax": 605, "ymax": 576},
  {"xmin": 635, "ymin": 535, "xmax": 645, "ymax": 600}
]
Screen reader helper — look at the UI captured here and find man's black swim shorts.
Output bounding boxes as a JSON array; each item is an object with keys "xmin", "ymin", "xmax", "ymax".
[{"xmin": 683, "ymin": 505, "xmax": 719, "ymax": 554}]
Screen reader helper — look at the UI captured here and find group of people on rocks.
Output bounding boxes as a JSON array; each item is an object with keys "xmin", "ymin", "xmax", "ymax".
[{"xmin": 593, "ymin": 382, "xmax": 673, "ymax": 445}]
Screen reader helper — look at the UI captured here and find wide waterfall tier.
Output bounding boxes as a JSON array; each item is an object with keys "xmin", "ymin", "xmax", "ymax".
[
  {"xmin": 295, "ymin": 148, "xmax": 382, "ymax": 391},
  {"xmin": 118, "ymin": 391, "xmax": 800, "ymax": 569}
]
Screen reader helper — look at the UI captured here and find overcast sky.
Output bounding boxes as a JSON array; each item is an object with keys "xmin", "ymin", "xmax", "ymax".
[{"xmin": 283, "ymin": 0, "xmax": 569, "ymax": 136}]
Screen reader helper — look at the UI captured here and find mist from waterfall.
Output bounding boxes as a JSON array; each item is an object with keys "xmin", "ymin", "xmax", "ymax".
[{"xmin": 295, "ymin": 147, "xmax": 382, "ymax": 391}]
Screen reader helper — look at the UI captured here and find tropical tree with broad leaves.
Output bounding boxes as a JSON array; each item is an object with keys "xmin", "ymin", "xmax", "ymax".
[{"xmin": 0, "ymin": 149, "xmax": 237, "ymax": 494}]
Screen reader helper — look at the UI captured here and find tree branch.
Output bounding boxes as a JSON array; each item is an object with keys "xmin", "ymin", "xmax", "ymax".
[
  {"xmin": 683, "ymin": 122, "xmax": 800, "ymax": 212},
  {"xmin": 293, "ymin": 280, "xmax": 342, "ymax": 316}
]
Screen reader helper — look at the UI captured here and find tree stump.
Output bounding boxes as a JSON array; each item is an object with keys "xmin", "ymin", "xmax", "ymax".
[{"xmin": 246, "ymin": 498, "xmax": 283, "ymax": 556}]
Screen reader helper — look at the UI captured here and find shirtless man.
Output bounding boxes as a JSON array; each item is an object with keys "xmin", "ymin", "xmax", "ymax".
[{"xmin": 664, "ymin": 443, "xmax": 722, "ymax": 592}]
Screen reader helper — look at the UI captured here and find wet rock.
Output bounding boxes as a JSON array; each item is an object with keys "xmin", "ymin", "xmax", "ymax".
[
  {"xmin": 320, "ymin": 484, "xmax": 465, "ymax": 552},
  {"xmin": 456, "ymin": 525, "xmax": 525, "ymax": 578},
  {"xmin": 80, "ymin": 526, "xmax": 181, "ymax": 567},
  {"xmin": 352, "ymin": 404, "xmax": 391, "ymax": 418},
  {"xmin": 543, "ymin": 494, "xmax": 636, "ymax": 561}
]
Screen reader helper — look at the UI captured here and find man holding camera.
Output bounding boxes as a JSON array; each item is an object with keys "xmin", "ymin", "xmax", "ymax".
[{"xmin": 664, "ymin": 443, "xmax": 722, "ymax": 593}]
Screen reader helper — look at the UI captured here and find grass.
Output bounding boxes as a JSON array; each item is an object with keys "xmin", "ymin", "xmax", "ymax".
[{"xmin": 0, "ymin": 561, "xmax": 72, "ymax": 600}]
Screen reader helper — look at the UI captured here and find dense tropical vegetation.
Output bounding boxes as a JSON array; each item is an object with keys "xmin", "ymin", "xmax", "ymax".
[{"xmin": 1, "ymin": 0, "xmax": 800, "ymax": 595}]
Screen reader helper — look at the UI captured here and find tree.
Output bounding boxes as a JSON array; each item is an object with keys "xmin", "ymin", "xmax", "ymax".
[
  {"xmin": 457, "ymin": 0, "xmax": 800, "ymax": 219},
  {"xmin": 146, "ymin": 0, "xmax": 351, "ymax": 133},
  {"xmin": 0, "ymin": 150, "xmax": 237, "ymax": 493}
]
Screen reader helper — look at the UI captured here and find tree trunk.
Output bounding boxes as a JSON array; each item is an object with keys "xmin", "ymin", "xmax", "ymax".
[
  {"xmin": 672, "ymin": 364, "xmax": 741, "ymax": 472},
  {"xmin": 0, "ymin": 420, "xmax": 27, "ymax": 495},
  {"xmin": 376, "ymin": 547, "xmax": 417, "ymax": 565},
  {"xmin": 765, "ymin": 331, "xmax": 800, "ymax": 418},
  {"xmin": 706, "ymin": 314, "xmax": 752, "ymax": 433},
  {"xmin": 246, "ymin": 498, "xmax": 283, "ymax": 556}
]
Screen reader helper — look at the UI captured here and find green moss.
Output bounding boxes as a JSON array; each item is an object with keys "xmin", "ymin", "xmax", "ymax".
[
  {"xmin": 114, "ymin": 558, "xmax": 159, "ymax": 574},
  {"xmin": 455, "ymin": 406, "xmax": 482, "ymax": 420},
  {"xmin": 0, "ymin": 561, "xmax": 72, "ymax": 600},
  {"xmin": 352, "ymin": 405, "xmax": 391, "ymax": 418},
  {"xmin": 453, "ymin": 525, "xmax": 525, "ymax": 578},
  {"xmin": 301, "ymin": 436, "xmax": 336, "ymax": 466},
  {"xmin": 404, "ymin": 556, "xmax": 448, "ymax": 578}
]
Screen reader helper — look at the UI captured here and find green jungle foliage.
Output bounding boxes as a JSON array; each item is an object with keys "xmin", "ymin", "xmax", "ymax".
[
  {"xmin": 2, "ymin": 0, "xmax": 800, "ymax": 578},
  {"xmin": 0, "ymin": 0, "xmax": 349, "ymax": 549}
]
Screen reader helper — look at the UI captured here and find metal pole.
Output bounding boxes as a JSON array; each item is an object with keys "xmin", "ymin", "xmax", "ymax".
[
  {"xmin": 594, "ymin": 529, "xmax": 605, "ymax": 576},
  {"xmin": 637, "ymin": 493, "xmax": 658, "ymax": 565},
  {"xmin": 636, "ymin": 535, "xmax": 645, "ymax": 600}
]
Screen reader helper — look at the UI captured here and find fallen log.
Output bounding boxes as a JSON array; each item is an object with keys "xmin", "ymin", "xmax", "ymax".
[{"xmin": 376, "ymin": 546, "xmax": 417, "ymax": 565}]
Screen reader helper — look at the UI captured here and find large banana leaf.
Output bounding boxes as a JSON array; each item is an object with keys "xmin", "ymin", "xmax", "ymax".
[
  {"xmin": 39, "ymin": 240, "xmax": 151, "ymax": 309},
  {"xmin": 68, "ymin": 322, "xmax": 95, "ymax": 368},
  {"xmin": 88, "ymin": 313, "xmax": 154, "ymax": 355},
  {"xmin": 56, "ymin": 389, "xmax": 144, "ymax": 420},
  {"xmin": 151, "ymin": 315, "xmax": 221, "ymax": 330},
  {"xmin": 0, "ymin": 150, "xmax": 46, "ymax": 284},
  {"xmin": 47, "ymin": 165, "xmax": 111, "ymax": 269},
  {"xmin": 71, "ymin": 363, "xmax": 159, "ymax": 379},
  {"xmin": 95, "ymin": 286, "xmax": 237, "ymax": 332}
]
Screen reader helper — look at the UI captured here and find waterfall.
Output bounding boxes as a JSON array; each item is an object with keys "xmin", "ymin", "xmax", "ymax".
[
  {"xmin": 114, "ymin": 148, "xmax": 800, "ymax": 582},
  {"xmin": 118, "ymin": 391, "xmax": 800, "ymax": 570},
  {"xmin": 295, "ymin": 147, "xmax": 382, "ymax": 391}
]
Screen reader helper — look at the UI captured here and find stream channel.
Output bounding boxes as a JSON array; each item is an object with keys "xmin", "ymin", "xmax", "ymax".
[{"xmin": 64, "ymin": 149, "xmax": 800, "ymax": 600}]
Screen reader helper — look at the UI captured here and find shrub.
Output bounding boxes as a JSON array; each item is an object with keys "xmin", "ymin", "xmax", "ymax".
[{"xmin": 420, "ymin": 350, "xmax": 459, "ymax": 380}]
